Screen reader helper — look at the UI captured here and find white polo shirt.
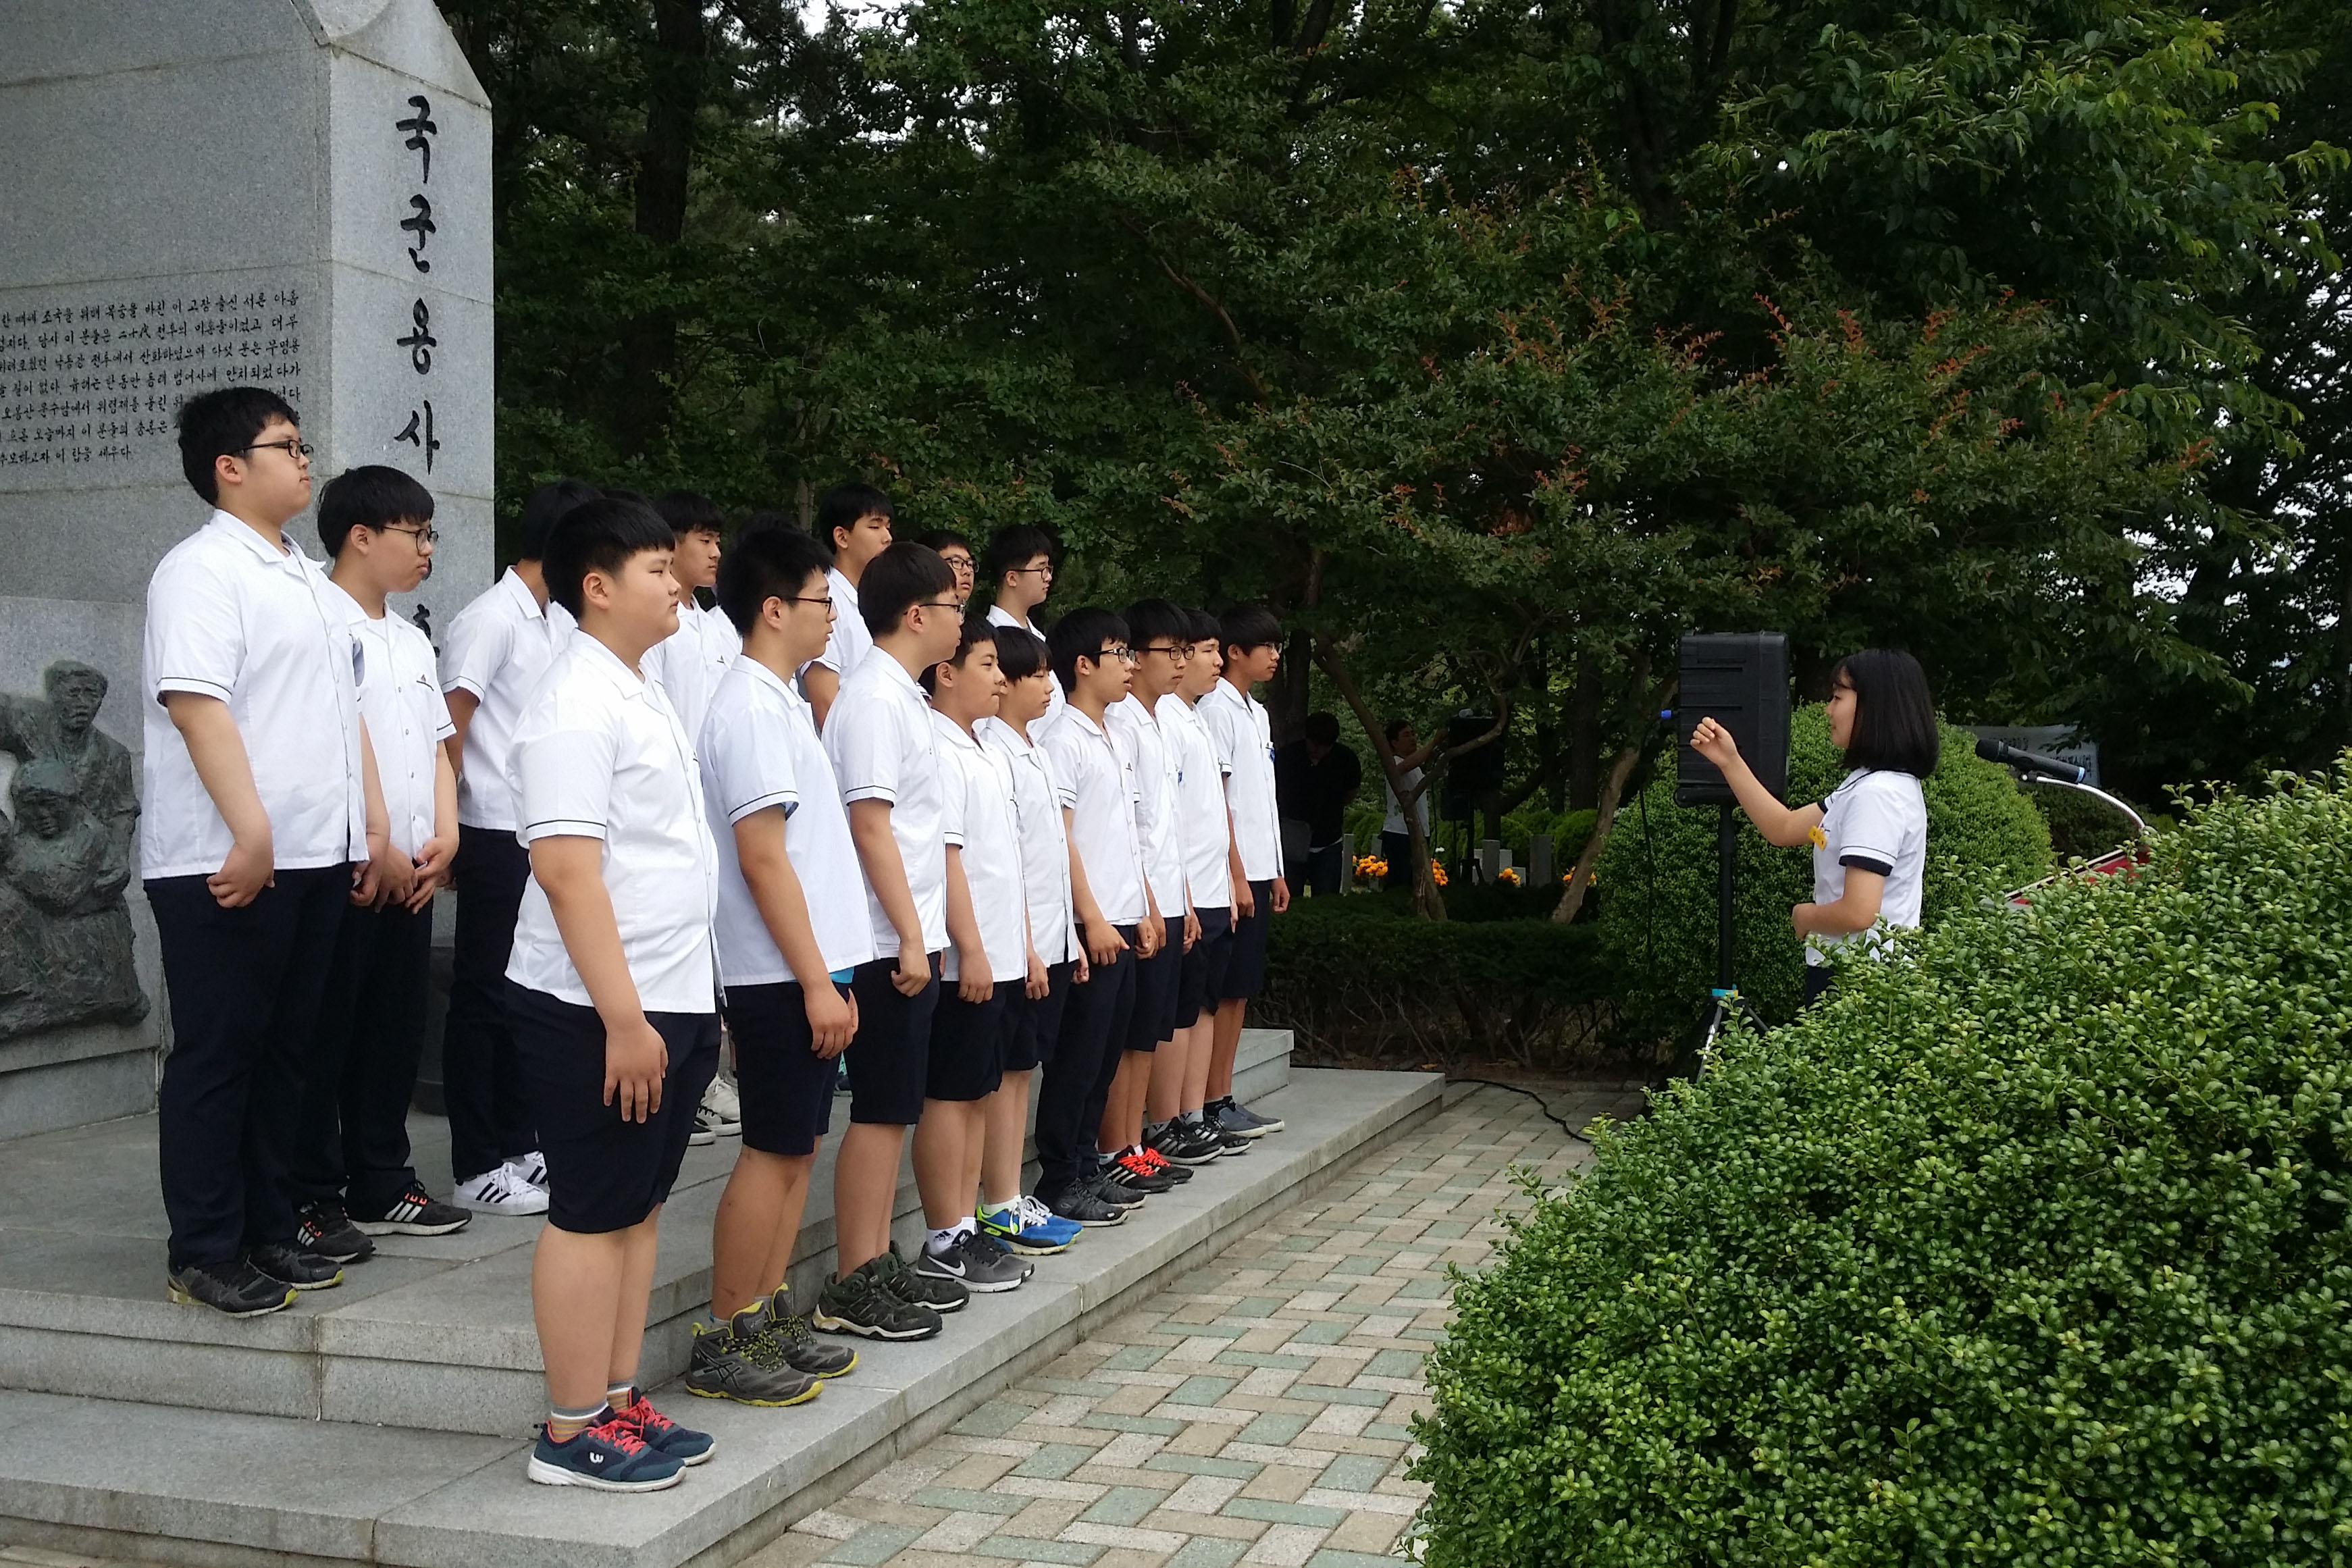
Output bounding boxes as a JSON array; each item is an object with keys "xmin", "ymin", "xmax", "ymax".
[
  {"xmin": 1157, "ymin": 693, "xmax": 1232, "ymax": 912},
  {"xmin": 140, "ymin": 511, "xmax": 369, "ymax": 880},
  {"xmin": 1808, "ymin": 768, "xmax": 1929, "ymax": 967},
  {"xmin": 1037, "ymin": 704, "xmax": 1146, "ymax": 926},
  {"xmin": 933, "ymin": 709, "xmax": 1028, "ymax": 984},
  {"xmin": 504, "ymin": 635, "xmax": 718, "ymax": 1015},
  {"xmin": 978, "ymin": 715, "xmax": 1074, "ymax": 965},
  {"xmin": 1199, "ymin": 680, "xmax": 1282, "ymax": 881},
  {"xmin": 810, "ymin": 567, "xmax": 873, "ymax": 683},
  {"xmin": 985, "ymin": 604, "xmax": 1064, "ymax": 718},
  {"xmin": 699, "ymin": 655, "xmax": 873, "ymax": 988},
  {"xmin": 440, "ymin": 567, "xmax": 574, "ymax": 831},
  {"xmin": 645, "ymin": 599, "xmax": 741, "ymax": 747},
  {"xmin": 1107, "ymin": 694, "xmax": 1186, "ymax": 918},
  {"xmin": 824, "ymin": 650, "xmax": 947, "ymax": 956},
  {"xmin": 332, "ymin": 581, "xmax": 454, "ymax": 860}
]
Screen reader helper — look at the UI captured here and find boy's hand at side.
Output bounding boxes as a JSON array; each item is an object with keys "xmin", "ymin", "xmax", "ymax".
[
  {"xmin": 1135, "ymin": 914, "xmax": 1164, "ymax": 960},
  {"xmin": 407, "ymin": 833, "xmax": 458, "ymax": 912},
  {"xmin": 892, "ymin": 943, "xmax": 931, "ymax": 997},
  {"xmin": 366, "ymin": 837, "xmax": 416, "ymax": 909},
  {"xmin": 1084, "ymin": 914, "xmax": 1126, "ymax": 969},
  {"xmin": 1026, "ymin": 947, "xmax": 1049, "ymax": 1000},
  {"xmin": 956, "ymin": 953, "xmax": 993, "ymax": 1004},
  {"xmin": 210, "ymin": 833, "xmax": 276, "ymax": 909},
  {"xmin": 806, "ymin": 979, "xmax": 856, "ymax": 1059},
  {"xmin": 1234, "ymin": 880, "xmax": 1256, "ymax": 919},
  {"xmin": 604, "ymin": 1014, "xmax": 669, "ymax": 1122},
  {"xmin": 1182, "ymin": 908, "xmax": 1201, "ymax": 952},
  {"xmin": 1270, "ymin": 877, "xmax": 1291, "ymax": 914}
]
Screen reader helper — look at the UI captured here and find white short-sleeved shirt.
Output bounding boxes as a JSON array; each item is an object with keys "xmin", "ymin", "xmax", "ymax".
[
  {"xmin": 440, "ymin": 567, "xmax": 574, "ymax": 831},
  {"xmin": 139, "ymin": 512, "xmax": 369, "ymax": 879},
  {"xmin": 978, "ymin": 715, "xmax": 1074, "ymax": 965},
  {"xmin": 824, "ymin": 651, "xmax": 947, "ymax": 956},
  {"xmin": 1808, "ymin": 768, "xmax": 1929, "ymax": 966},
  {"xmin": 332, "ymin": 581, "xmax": 454, "ymax": 860},
  {"xmin": 1158, "ymin": 694, "xmax": 1232, "ymax": 912},
  {"xmin": 1107, "ymin": 694, "xmax": 1186, "ymax": 917},
  {"xmin": 1038, "ymin": 705, "xmax": 1147, "ymax": 926},
  {"xmin": 933, "ymin": 710, "xmax": 1028, "ymax": 983},
  {"xmin": 985, "ymin": 605, "xmax": 1064, "ymax": 718},
  {"xmin": 699, "ymin": 655, "xmax": 873, "ymax": 988},
  {"xmin": 810, "ymin": 567, "xmax": 874, "ymax": 683},
  {"xmin": 1383, "ymin": 766, "xmax": 1428, "ymax": 836},
  {"xmin": 1199, "ymin": 681, "xmax": 1282, "ymax": 881},
  {"xmin": 504, "ymin": 636, "xmax": 718, "ymax": 1014},
  {"xmin": 644, "ymin": 599, "xmax": 741, "ymax": 748}
]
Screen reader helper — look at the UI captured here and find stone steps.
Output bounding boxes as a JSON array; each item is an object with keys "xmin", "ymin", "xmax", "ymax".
[{"xmin": 0, "ymin": 1060, "xmax": 1442, "ymax": 1568}]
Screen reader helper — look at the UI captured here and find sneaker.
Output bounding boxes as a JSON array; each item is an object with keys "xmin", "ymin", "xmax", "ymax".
[
  {"xmin": 700, "ymin": 1074, "xmax": 743, "ymax": 1137},
  {"xmin": 1209, "ymin": 1096, "xmax": 1282, "ymax": 1136},
  {"xmin": 456, "ymin": 1165, "xmax": 550, "ymax": 1216},
  {"xmin": 248, "ymin": 1240, "xmax": 344, "ymax": 1291},
  {"xmin": 1130, "ymin": 1144, "xmax": 1192, "ymax": 1184},
  {"xmin": 1156, "ymin": 1122, "xmax": 1224, "ymax": 1166},
  {"xmin": 968, "ymin": 1227, "xmax": 1035, "ymax": 1281},
  {"xmin": 686, "ymin": 1307, "xmax": 822, "ymax": 1407},
  {"xmin": 527, "ymin": 1412, "xmax": 684, "ymax": 1492},
  {"xmin": 507, "ymin": 1151, "xmax": 550, "ymax": 1188},
  {"xmin": 980, "ymin": 1195, "xmax": 1081, "ymax": 1255},
  {"xmin": 612, "ymin": 1390, "xmax": 715, "ymax": 1465},
  {"xmin": 352, "ymin": 1183, "xmax": 473, "ymax": 1237},
  {"xmin": 166, "ymin": 1259, "xmax": 295, "ymax": 1317},
  {"xmin": 1088, "ymin": 1173, "xmax": 1147, "ymax": 1209},
  {"xmin": 916, "ymin": 1231, "xmax": 1028, "ymax": 1293},
  {"xmin": 1047, "ymin": 1186, "xmax": 1127, "ymax": 1227},
  {"xmin": 1109, "ymin": 1150, "xmax": 1176, "ymax": 1193},
  {"xmin": 295, "ymin": 1201, "xmax": 375, "ymax": 1263},
  {"xmin": 877, "ymin": 1243, "xmax": 968, "ymax": 1313},
  {"xmin": 813, "ymin": 1261, "xmax": 943, "ymax": 1340},
  {"xmin": 764, "ymin": 1289, "xmax": 859, "ymax": 1377},
  {"xmin": 1210, "ymin": 1123, "xmax": 1253, "ymax": 1156},
  {"xmin": 688, "ymin": 1108, "xmax": 718, "ymax": 1147}
]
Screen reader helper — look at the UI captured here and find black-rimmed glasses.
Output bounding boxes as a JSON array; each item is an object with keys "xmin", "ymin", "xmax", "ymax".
[
  {"xmin": 381, "ymin": 523, "xmax": 439, "ymax": 546},
  {"xmin": 239, "ymin": 439, "xmax": 314, "ymax": 460},
  {"xmin": 1139, "ymin": 643, "xmax": 1190, "ymax": 660}
]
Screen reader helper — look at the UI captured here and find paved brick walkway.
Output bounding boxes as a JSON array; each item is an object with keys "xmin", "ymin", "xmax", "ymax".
[{"xmin": 746, "ymin": 1080, "xmax": 1633, "ymax": 1568}]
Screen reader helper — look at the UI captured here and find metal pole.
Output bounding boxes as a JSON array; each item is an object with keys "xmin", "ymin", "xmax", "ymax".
[{"xmin": 1717, "ymin": 802, "xmax": 1737, "ymax": 991}]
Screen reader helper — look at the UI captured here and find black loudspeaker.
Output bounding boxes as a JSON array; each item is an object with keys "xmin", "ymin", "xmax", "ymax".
[{"xmin": 1675, "ymin": 633, "xmax": 1790, "ymax": 806}]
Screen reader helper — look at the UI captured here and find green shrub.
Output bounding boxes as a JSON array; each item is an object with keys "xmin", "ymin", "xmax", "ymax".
[
  {"xmin": 1596, "ymin": 708, "xmax": 2050, "ymax": 1041},
  {"xmin": 1413, "ymin": 768, "xmax": 2352, "ymax": 1567},
  {"xmin": 2033, "ymin": 778, "xmax": 2153, "ymax": 862}
]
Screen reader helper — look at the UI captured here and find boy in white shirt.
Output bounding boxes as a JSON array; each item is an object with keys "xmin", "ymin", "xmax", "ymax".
[
  {"xmin": 817, "ymin": 542, "xmax": 972, "ymax": 1334},
  {"xmin": 913, "ymin": 625, "xmax": 1032, "ymax": 1293},
  {"xmin": 974, "ymin": 627, "xmax": 1086, "ymax": 1255},
  {"xmin": 438, "ymin": 477, "xmax": 600, "ymax": 1215},
  {"xmin": 288, "ymin": 468, "xmax": 471, "ymax": 1268},
  {"xmin": 1153, "ymin": 608, "xmax": 1240, "ymax": 1164},
  {"xmin": 506, "ymin": 496, "xmax": 718, "ymax": 1491},
  {"xmin": 983, "ymin": 524, "xmax": 1063, "ymax": 718},
  {"xmin": 687, "ymin": 525, "xmax": 870, "ymax": 1401},
  {"xmin": 145, "ymin": 388, "xmax": 394, "ymax": 1317},
  {"xmin": 1197, "ymin": 606, "xmax": 1290, "ymax": 1141},
  {"xmin": 801, "ymin": 483, "xmax": 896, "ymax": 729},
  {"xmin": 644, "ymin": 491, "xmax": 741, "ymax": 743}
]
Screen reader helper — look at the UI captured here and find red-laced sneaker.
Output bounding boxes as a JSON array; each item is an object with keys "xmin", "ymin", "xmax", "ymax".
[
  {"xmin": 1123, "ymin": 1144, "xmax": 1191, "ymax": 1184},
  {"xmin": 609, "ymin": 1392, "xmax": 716, "ymax": 1466},
  {"xmin": 1133, "ymin": 1146, "xmax": 1172, "ymax": 1172}
]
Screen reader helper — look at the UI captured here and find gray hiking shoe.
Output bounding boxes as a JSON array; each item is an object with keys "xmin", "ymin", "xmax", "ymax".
[
  {"xmin": 763, "ymin": 1288, "xmax": 858, "ymax": 1377},
  {"xmin": 813, "ymin": 1259, "xmax": 943, "ymax": 1340},
  {"xmin": 685, "ymin": 1304, "xmax": 822, "ymax": 1406}
]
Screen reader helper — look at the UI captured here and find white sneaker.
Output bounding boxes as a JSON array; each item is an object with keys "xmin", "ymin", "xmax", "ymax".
[
  {"xmin": 456, "ymin": 1166, "xmax": 550, "ymax": 1216},
  {"xmin": 700, "ymin": 1074, "xmax": 743, "ymax": 1137},
  {"xmin": 506, "ymin": 1151, "xmax": 550, "ymax": 1190}
]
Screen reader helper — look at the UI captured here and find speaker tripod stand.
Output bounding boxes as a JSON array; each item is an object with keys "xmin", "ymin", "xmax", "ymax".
[{"xmin": 1690, "ymin": 804, "xmax": 1766, "ymax": 1071}]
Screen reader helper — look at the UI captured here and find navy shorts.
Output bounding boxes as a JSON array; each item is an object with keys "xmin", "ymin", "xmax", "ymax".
[
  {"xmin": 1176, "ymin": 905, "xmax": 1233, "ymax": 1029},
  {"xmin": 1125, "ymin": 939, "xmax": 1181, "ymax": 1051},
  {"xmin": 846, "ymin": 956, "xmax": 939, "ymax": 1126},
  {"xmin": 1003, "ymin": 962, "xmax": 1074, "ymax": 1073},
  {"xmin": 506, "ymin": 983, "xmax": 719, "ymax": 1234},
  {"xmin": 928, "ymin": 978, "xmax": 1013, "ymax": 1101},
  {"xmin": 1220, "ymin": 881, "xmax": 1276, "ymax": 1000},
  {"xmin": 723, "ymin": 981, "xmax": 839, "ymax": 1157}
]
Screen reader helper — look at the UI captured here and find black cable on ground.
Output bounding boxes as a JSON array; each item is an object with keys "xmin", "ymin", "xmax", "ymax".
[{"xmin": 1449, "ymin": 1076, "xmax": 1594, "ymax": 1143}]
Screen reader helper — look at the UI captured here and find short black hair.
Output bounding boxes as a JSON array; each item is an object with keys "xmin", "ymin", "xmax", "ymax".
[
  {"xmin": 317, "ymin": 465, "xmax": 434, "ymax": 557},
  {"xmin": 859, "ymin": 541, "xmax": 956, "ymax": 638},
  {"xmin": 1305, "ymin": 711, "xmax": 1340, "ymax": 746},
  {"xmin": 655, "ymin": 490, "xmax": 726, "ymax": 537},
  {"xmin": 1385, "ymin": 717, "xmax": 1414, "ymax": 746},
  {"xmin": 1185, "ymin": 608, "xmax": 1221, "ymax": 643},
  {"xmin": 716, "ymin": 523, "xmax": 831, "ymax": 638},
  {"xmin": 737, "ymin": 508, "xmax": 800, "ymax": 540},
  {"xmin": 915, "ymin": 529, "xmax": 974, "ymax": 557},
  {"xmin": 1834, "ymin": 648, "xmax": 1940, "ymax": 777},
  {"xmin": 176, "ymin": 387, "xmax": 298, "ymax": 503},
  {"xmin": 918, "ymin": 619, "xmax": 997, "ymax": 695},
  {"xmin": 1124, "ymin": 599, "xmax": 1188, "ymax": 652},
  {"xmin": 1049, "ymin": 606, "xmax": 1130, "ymax": 694},
  {"xmin": 817, "ymin": 482, "xmax": 895, "ymax": 550},
  {"xmin": 542, "ymin": 496, "xmax": 675, "ymax": 620},
  {"xmin": 993, "ymin": 623, "xmax": 1047, "ymax": 682},
  {"xmin": 1220, "ymin": 606, "xmax": 1282, "ymax": 656},
  {"xmin": 517, "ymin": 478, "xmax": 602, "ymax": 560},
  {"xmin": 986, "ymin": 524, "xmax": 1062, "ymax": 583}
]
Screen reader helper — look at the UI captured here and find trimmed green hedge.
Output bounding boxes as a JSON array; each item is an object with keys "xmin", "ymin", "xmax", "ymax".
[
  {"xmin": 1413, "ymin": 767, "xmax": 2352, "ymax": 1567},
  {"xmin": 1596, "ymin": 708, "xmax": 2050, "ymax": 1041}
]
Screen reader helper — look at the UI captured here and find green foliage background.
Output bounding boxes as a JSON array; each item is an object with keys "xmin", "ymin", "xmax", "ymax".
[
  {"xmin": 1596, "ymin": 706, "xmax": 2050, "ymax": 1038},
  {"xmin": 1415, "ymin": 765, "xmax": 2352, "ymax": 1567}
]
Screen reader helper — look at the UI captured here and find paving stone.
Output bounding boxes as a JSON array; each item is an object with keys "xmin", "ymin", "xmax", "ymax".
[
  {"xmin": 1016, "ymin": 1442, "xmax": 1103, "ymax": 1480},
  {"xmin": 968, "ymin": 1537, "xmax": 1103, "ymax": 1565}
]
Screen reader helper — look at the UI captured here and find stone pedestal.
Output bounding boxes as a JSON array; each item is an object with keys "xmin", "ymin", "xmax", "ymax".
[{"xmin": 0, "ymin": 1, "xmax": 492, "ymax": 1136}]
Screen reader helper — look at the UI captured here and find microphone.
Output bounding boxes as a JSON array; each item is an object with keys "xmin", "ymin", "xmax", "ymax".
[{"xmin": 1975, "ymin": 735, "xmax": 2086, "ymax": 785}]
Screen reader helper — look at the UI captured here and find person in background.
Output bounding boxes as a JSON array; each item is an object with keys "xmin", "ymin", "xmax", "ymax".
[
  {"xmin": 1274, "ymin": 710, "xmax": 1361, "ymax": 897},
  {"xmin": 1380, "ymin": 718, "xmax": 1443, "ymax": 889},
  {"xmin": 800, "ymin": 483, "xmax": 895, "ymax": 729},
  {"xmin": 914, "ymin": 529, "xmax": 977, "ymax": 608},
  {"xmin": 983, "ymin": 525, "xmax": 1064, "ymax": 720}
]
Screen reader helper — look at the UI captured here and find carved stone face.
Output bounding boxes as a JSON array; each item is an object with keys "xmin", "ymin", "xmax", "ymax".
[
  {"xmin": 11, "ymin": 786, "xmax": 72, "ymax": 839},
  {"xmin": 45, "ymin": 667, "xmax": 105, "ymax": 737}
]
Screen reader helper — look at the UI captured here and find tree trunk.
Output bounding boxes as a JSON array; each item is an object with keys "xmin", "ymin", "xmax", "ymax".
[
  {"xmin": 1569, "ymin": 651, "xmax": 1601, "ymax": 809},
  {"xmin": 1313, "ymin": 635, "xmax": 1446, "ymax": 920},
  {"xmin": 619, "ymin": 0, "xmax": 708, "ymax": 454},
  {"xmin": 1555, "ymin": 669, "xmax": 1675, "ymax": 923}
]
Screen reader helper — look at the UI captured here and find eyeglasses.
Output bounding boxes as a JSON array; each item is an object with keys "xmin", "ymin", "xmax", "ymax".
[
  {"xmin": 380, "ymin": 523, "xmax": 439, "ymax": 546},
  {"xmin": 1140, "ymin": 643, "xmax": 1190, "ymax": 660},
  {"xmin": 940, "ymin": 555, "xmax": 975, "ymax": 573},
  {"xmin": 238, "ymin": 439, "xmax": 313, "ymax": 461},
  {"xmin": 785, "ymin": 594, "xmax": 835, "ymax": 610},
  {"xmin": 1094, "ymin": 644, "xmax": 1136, "ymax": 664},
  {"xmin": 1008, "ymin": 563, "xmax": 1055, "ymax": 578},
  {"xmin": 916, "ymin": 600, "xmax": 965, "ymax": 612}
]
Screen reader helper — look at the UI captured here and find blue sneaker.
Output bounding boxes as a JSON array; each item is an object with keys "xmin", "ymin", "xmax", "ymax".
[
  {"xmin": 526, "ymin": 1411, "xmax": 686, "ymax": 1491},
  {"xmin": 980, "ymin": 1195, "xmax": 1082, "ymax": 1255},
  {"xmin": 610, "ymin": 1390, "xmax": 714, "ymax": 1465}
]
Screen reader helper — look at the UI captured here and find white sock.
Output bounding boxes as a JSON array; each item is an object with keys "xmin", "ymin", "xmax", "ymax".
[
  {"xmin": 956, "ymin": 1216, "xmax": 978, "ymax": 1238},
  {"xmin": 926, "ymin": 1226, "xmax": 960, "ymax": 1256}
]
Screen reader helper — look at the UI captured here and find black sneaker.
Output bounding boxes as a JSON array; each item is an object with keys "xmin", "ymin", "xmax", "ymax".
[
  {"xmin": 764, "ymin": 1289, "xmax": 859, "ymax": 1377},
  {"xmin": 1106, "ymin": 1150, "xmax": 1176, "ymax": 1194},
  {"xmin": 1150, "ymin": 1122, "xmax": 1221, "ymax": 1167},
  {"xmin": 352, "ymin": 1183, "xmax": 473, "ymax": 1237},
  {"xmin": 1089, "ymin": 1173, "xmax": 1147, "ymax": 1209},
  {"xmin": 295, "ymin": 1201, "xmax": 374, "ymax": 1264},
  {"xmin": 1049, "ymin": 1186, "xmax": 1128, "ymax": 1227},
  {"xmin": 916, "ymin": 1232, "xmax": 1028, "ymax": 1293},
  {"xmin": 685, "ymin": 1306, "xmax": 822, "ymax": 1406},
  {"xmin": 876, "ymin": 1243, "xmax": 968, "ymax": 1313},
  {"xmin": 248, "ymin": 1240, "xmax": 344, "ymax": 1291},
  {"xmin": 813, "ymin": 1260, "xmax": 943, "ymax": 1340},
  {"xmin": 1211, "ymin": 1122, "xmax": 1253, "ymax": 1155},
  {"xmin": 1127, "ymin": 1144, "xmax": 1192, "ymax": 1184},
  {"xmin": 1209, "ymin": 1096, "xmax": 1282, "ymax": 1136},
  {"xmin": 166, "ymin": 1259, "xmax": 296, "ymax": 1317}
]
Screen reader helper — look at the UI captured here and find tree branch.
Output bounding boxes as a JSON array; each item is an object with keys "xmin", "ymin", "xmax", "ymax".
[
  {"xmin": 1554, "ymin": 664, "xmax": 1674, "ymax": 923},
  {"xmin": 1116, "ymin": 211, "xmax": 1271, "ymax": 404}
]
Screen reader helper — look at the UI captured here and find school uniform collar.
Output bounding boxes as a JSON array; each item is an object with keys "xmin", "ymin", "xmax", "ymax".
[
  {"xmin": 496, "ymin": 566, "xmax": 554, "ymax": 622},
  {"xmin": 1060, "ymin": 704, "xmax": 1112, "ymax": 741},
  {"xmin": 205, "ymin": 508, "xmax": 309, "ymax": 569},
  {"xmin": 572, "ymin": 631, "xmax": 652, "ymax": 699},
  {"xmin": 930, "ymin": 707, "xmax": 984, "ymax": 752},
  {"xmin": 862, "ymin": 648, "xmax": 924, "ymax": 700},
  {"xmin": 732, "ymin": 650, "xmax": 807, "ymax": 710}
]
